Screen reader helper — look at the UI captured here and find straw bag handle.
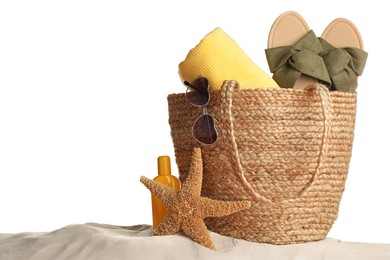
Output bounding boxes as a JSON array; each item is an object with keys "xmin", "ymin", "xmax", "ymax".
[{"xmin": 220, "ymin": 80, "xmax": 332, "ymax": 204}]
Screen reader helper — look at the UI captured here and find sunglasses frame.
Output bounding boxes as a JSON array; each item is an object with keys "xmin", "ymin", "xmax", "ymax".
[{"xmin": 184, "ymin": 77, "xmax": 218, "ymax": 145}]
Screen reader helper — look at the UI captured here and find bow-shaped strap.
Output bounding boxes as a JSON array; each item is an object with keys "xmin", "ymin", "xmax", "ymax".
[
  {"xmin": 265, "ymin": 30, "xmax": 331, "ymax": 88},
  {"xmin": 319, "ymin": 38, "xmax": 368, "ymax": 92}
]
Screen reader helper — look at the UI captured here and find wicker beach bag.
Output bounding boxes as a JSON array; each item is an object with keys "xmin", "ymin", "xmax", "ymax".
[{"xmin": 167, "ymin": 80, "xmax": 357, "ymax": 244}]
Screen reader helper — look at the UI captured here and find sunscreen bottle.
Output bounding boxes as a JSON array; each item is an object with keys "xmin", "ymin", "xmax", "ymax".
[{"xmin": 152, "ymin": 156, "xmax": 180, "ymax": 229}]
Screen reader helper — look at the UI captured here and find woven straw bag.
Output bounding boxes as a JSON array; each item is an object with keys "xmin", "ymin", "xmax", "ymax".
[{"xmin": 167, "ymin": 80, "xmax": 357, "ymax": 244}]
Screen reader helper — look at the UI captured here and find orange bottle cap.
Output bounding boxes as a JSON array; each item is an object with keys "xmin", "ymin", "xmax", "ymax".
[{"xmin": 158, "ymin": 156, "xmax": 171, "ymax": 176}]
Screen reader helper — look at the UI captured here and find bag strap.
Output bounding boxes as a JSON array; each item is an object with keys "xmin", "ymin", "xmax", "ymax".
[{"xmin": 220, "ymin": 80, "xmax": 332, "ymax": 204}]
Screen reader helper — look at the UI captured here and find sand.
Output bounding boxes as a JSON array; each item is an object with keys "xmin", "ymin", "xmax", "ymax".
[{"xmin": 0, "ymin": 223, "xmax": 389, "ymax": 260}]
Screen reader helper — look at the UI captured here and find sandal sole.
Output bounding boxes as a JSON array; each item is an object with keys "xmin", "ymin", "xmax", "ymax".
[
  {"xmin": 268, "ymin": 11, "xmax": 317, "ymax": 89},
  {"xmin": 321, "ymin": 18, "xmax": 364, "ymax": 49}
]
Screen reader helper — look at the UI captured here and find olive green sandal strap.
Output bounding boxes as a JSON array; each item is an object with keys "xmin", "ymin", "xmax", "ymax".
[
  {"xmin": 265, "ymin": 30, "xmax": 331, "ymax": 88},
  {"xmin": 319, "ymin": 37, "xmax": 368, "ymax": 92}
]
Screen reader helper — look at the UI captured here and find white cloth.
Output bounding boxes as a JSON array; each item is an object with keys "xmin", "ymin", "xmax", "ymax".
[{"xmin": 1, "ymin": 223, "xmax": 389, "ymax": 260}]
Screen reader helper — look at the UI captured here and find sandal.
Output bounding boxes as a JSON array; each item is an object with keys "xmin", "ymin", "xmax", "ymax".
[
  {"xmin": 319, "ymin": 18, "xmax": 368, "ymax": 92},
  {"xmin": 265, "ymin": 11, "xmax": 331, "ymax": 89}
]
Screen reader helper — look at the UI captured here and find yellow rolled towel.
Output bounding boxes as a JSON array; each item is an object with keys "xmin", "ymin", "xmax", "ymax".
[{"xmin": 179, "ymin": 27, "xmax": 279, "ymax": 90}]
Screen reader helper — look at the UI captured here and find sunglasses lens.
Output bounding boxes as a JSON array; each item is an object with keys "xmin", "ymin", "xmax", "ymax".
[
  {"xmin": 192, "ymin": 114, "xmax": 217, "ymax": 144},
  {"xmin": 185, "ymin": 77, "xmax": 209, "ymax": 106}
]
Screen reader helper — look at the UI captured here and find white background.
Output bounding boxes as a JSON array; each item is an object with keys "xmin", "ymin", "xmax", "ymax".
[{"xmin": 1, "ymin": 0, "xmax": 389, "ymax": 244}]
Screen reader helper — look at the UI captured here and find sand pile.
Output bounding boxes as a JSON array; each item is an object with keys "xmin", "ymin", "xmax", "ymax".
[{"xmin": 1, "ymin": 223, "xmax": 389, "ymax": 260}]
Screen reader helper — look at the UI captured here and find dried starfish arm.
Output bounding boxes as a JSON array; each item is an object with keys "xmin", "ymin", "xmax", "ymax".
[
  {"xmin": 180, "ymin": 148, "xmax": 203, "ymax": 196},
  {"xmin": 154, "ymin": 213, "xmax": 181, "ymax": 235},
  {"xmin": 199, "ymin": 198, "xmax": 251, "ymax": 218},
  {"xmin": 140, "ymin": 176, "xmax": 177, "ymax": 205},
  {"xmin": 182, "ymin": 218, "xmax": 215, "ymax": 250}
]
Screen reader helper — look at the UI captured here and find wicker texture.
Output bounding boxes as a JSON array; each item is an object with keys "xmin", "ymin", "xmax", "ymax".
[{"xmin": 167, "ymin": 80, "xmax": 357, "ymax": 244}]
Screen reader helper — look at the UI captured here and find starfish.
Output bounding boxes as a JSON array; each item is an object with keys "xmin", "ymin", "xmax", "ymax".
[{"xmin": 140, "ymin": 147, "xmax": 251, "ymax": 250}]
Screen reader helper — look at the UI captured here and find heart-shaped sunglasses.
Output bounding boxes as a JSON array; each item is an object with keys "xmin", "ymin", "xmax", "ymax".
[{"xmin": 184, "ymin": 77, "xmax": 217, "ymax": 145}]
